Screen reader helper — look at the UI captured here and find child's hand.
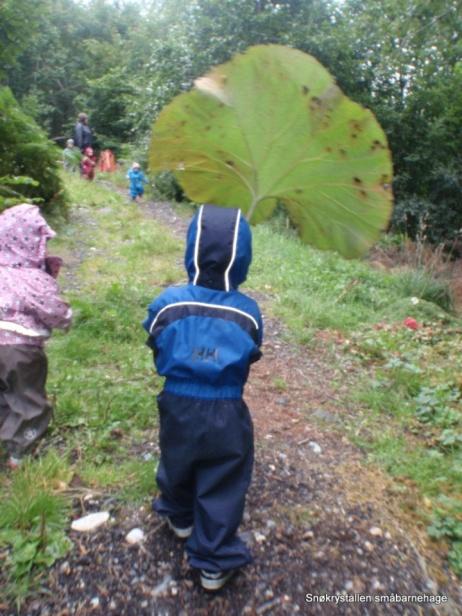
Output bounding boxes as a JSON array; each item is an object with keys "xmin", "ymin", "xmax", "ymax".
[{"xmin": 45, "ymin": 256, "xmax": 63, "ymax": 279}]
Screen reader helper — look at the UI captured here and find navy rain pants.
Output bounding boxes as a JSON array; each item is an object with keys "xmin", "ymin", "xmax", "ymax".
[{"xmin": 153, "ymin": 391, "xmax": 254, "ymax": 572}]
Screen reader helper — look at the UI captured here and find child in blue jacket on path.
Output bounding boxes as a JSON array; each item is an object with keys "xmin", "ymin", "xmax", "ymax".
[
  {"xmin": 127, "ymin": 162, "xmax": 148, "ymax": 202},
  {"xmin": 143, "ymin": 204, "xmax": 263, "ymax": 591}
]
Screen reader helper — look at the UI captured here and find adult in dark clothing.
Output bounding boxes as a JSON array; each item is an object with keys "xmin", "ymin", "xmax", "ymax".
[{"xmin": 74, "ymin": 113, "xmax": 92, "ymax": 152}]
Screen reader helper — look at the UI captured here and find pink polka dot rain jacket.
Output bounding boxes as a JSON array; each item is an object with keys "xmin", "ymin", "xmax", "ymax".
[{"xmin": 0, "ymin": 204, "xmax": 72, "ymax": 346}]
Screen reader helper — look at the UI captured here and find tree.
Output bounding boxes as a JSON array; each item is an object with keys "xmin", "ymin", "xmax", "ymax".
[{"xmin": 0, "ymin": 88, "xmax": 66, "ymax": 214}]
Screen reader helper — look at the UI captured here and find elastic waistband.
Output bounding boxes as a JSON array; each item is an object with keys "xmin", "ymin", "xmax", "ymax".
[{"xmin": 164, "ymin": 378, "xmax": 243, "ymax": 400}]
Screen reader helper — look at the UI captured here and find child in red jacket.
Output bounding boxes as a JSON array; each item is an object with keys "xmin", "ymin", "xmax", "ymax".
[{"xmin": 81, "ymin": 147, "xmax": 96, "ymax": 181}]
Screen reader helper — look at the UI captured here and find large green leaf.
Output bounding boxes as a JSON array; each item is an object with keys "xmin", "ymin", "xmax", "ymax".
[{"xmin": 149, "ymin": 45, "xmax": 393, "ymax": 258}]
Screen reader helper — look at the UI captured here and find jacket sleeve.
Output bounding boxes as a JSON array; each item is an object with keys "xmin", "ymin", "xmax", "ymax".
[
  {"xmin": 74, "ymin": 123, "xmax": 83, "ymax": 149},
  {"xmin": 29, "ymin": 295, "xmax": 72, "ymax": 331},
  {"xmin": 249, "ymin": 303, "xmax": 264, "ymax": 364},
  {"xmin": 142, "ymin": 292, "xmax": 169, "ymax": 337}
]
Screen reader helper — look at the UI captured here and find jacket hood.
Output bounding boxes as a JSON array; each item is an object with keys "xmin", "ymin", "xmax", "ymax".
[
  {"xmin": 0, "ymin": 203, "xmax": 55, "ymax": 268},
  {"xmin": 185, "ymin": 204, "xmax": 252, "ymax": 291}
]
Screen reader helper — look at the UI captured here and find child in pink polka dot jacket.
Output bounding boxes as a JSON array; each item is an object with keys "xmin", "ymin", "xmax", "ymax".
[{"xmin": 0, "ymin": 204, "xmax": 72, "ymax": 468}]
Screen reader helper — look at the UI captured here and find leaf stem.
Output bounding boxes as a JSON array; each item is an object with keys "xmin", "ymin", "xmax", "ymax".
[{"xmin": 247, "ymin": 197, "xmax": 259, "ymax": 222}]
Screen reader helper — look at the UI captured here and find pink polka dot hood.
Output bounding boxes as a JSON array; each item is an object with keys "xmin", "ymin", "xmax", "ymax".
[{"xmin": 0, "ymin": 204, "xmax": 72, "ymax": 346}]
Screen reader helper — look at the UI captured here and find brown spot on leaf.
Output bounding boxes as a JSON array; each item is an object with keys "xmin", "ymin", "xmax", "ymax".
[
  {"xmin": 371, "ymin": 140, "xmax": 385, "ymax": 151},
  {"xmin": 226, "ymin": 160, "xmax": 235, "ymax": 167},
  {"xmin": 295, "ymin": 189, "xmax": 303, "ymax": 195},
  {"xmin": 302, "ymin": 85, "xmax": 310, "ymax": 95},
  {"xmin": 339, "ymin": 149, "xmax": 347, "ymax": 158}
]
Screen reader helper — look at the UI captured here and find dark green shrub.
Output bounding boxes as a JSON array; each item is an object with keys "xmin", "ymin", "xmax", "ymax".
[
  {"xmin": 154, "ymin": 171, "xmax": 184, "ymax": 202},
  {"xmin": 0, "ymin": 87, "xmax": 66, "ymax": 214}
]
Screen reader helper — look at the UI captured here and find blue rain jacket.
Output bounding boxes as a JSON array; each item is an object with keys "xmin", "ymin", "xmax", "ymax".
[
  {"xmin": 143, "ymin": 204, "xmax": 263, "ymax": 399},
  {"xmin": 127, "ymin": 169, "xmax": 147, "ymax": 196}
]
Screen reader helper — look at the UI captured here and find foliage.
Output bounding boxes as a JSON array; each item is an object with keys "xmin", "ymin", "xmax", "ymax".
[
  {"xmin": 0, "ymin": 0, "xmax": 41, "ymax": 78},
  {"xmin": 3, "ymin": 0, "xmax": 139, "ymax": 143},
  {"xmin": 153, "ymin": 171, "xmax": 185, "ymax": 202},
  {"xmin": 0, "ymin": 87, "xmax": 66, "ymax": 214},
  {"xmin": 0, "ymin": 175, "xmax": 40, "ymax": 211},
  {"xmin": 3, "ymin": 0, "xmax": 460, "ymax": 244},
  {"xmin": 247, "ymin": 221, "xmax": 456, "ymax": 340},
  {"xmin": 0, "ymin": 453, "xmax": 72, "ymax": 602},
  {"xmin": 392, "ymin": 269, "xmax": 454, "ymax": 312},
  {"xmin": 150, "ymin": 45, "xmax": 393, "ymax": 258},
  {"xmin": 428, "ymin": 497, "xmax": 462, "ymax": 577},
  {"xmin": 345, "ymin": 316, "xmax": 462, "ymax": 576}
]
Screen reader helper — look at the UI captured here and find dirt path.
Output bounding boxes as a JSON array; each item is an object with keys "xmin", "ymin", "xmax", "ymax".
[{"xmin": 12, "ymin": 194, "xmax": 462, "ymax": 616}]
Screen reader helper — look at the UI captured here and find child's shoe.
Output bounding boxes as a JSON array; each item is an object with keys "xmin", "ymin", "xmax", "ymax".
[
  {"xmin": 200, "ymin": 569, "xmax": 235, "ymax": 591},
  {"xmin": 166, "ymin": 517, "xmax": 193, "ymax": 539}
]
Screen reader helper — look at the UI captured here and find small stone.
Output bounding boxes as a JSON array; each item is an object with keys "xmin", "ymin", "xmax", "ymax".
[
  {"xmin": 71, "ymin": 512, "xmax": 110, "ymax": 532},
  {"xmin": 239, "ymin": 531, "xmax": 254, "ymax": 544},
  {"xmin": 385, "ymin": 531, "xmax": 392, "ymax": 540},
  {"xmin": 302, "ymin": 530, "xmax": 314, "ymax": 540},
  {"xmin": 311, "ymin": 409, "xmax": 340, "ymax": 424},
  {"xmin": 254, "ymin": 531, "xmax": 266, "ymax": 543},
  {"xmin": 364, "ymin": 541, "xmax": 374, "ymax": 552},
  {"xmin": 266, "ymin": 520, "xmax": 277, "ymax": 530},
  {"xmin": 171, "ymin": 586, "xmax": 178, "ymax": 596},
  {"xmin": 152, "ymin": 575, "xmax": 173, "ymax": 598},
  {"xmin": 308, "ymin": 441, "xmax": 322, "ymax": 454},
  {"xmin": 59, "ymin": 561, "xmax": 71, "ymax": 576},
  {"xmin": 90, "ymin": 597, "xmax": 99, "ymax": 608},
  {"xmin": 265, "ymin": 589, "xmax": 274, "ymax": 599},
  {"xmin": 268, "ymin": 464, "xmax": 276, "ymax": 471},
  {"xmin": 369, "ymin": 527, "xmax": 383, "ymax": 537},
  {"xmin": 344, "ymin": 581, "xmax": 354, "ymax": 591},
  {"xmin": 126, "ymin": 528, "xmax": 145, "ymax": 544},
  {"xmin": 109, "ymin": 600, "xmax": 117, "ymax": 610}
]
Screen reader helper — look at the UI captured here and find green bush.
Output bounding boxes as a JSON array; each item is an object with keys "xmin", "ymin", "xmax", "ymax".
[
  {"xmin": 153, "ymin": 171, "xmax": 184, "ymax": 202},
  {"xmin": 393, "ymin": 269, "xmax": 454, "ymax": 312},
  {"xmin": 0, "ymin": 87, "xmax": 66, "ymax": 214}
]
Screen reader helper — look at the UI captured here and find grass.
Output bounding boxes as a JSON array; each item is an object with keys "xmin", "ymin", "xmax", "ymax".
[
  {"xmin": 248, "ymin": 221, "xmax": 455, "ymax": 343},
  {"xmin": 344, "ymin": 320, "xmax": 462, "ymax": 574}
]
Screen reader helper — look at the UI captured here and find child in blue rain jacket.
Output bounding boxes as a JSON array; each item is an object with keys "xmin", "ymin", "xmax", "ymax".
[
  {"xmin": 143, "ymin": 204, "xmax": 263, "ymax": 591},
  {"xmin": 127, "ymin": 162, "xmax": 148, "ymax": 202}
]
